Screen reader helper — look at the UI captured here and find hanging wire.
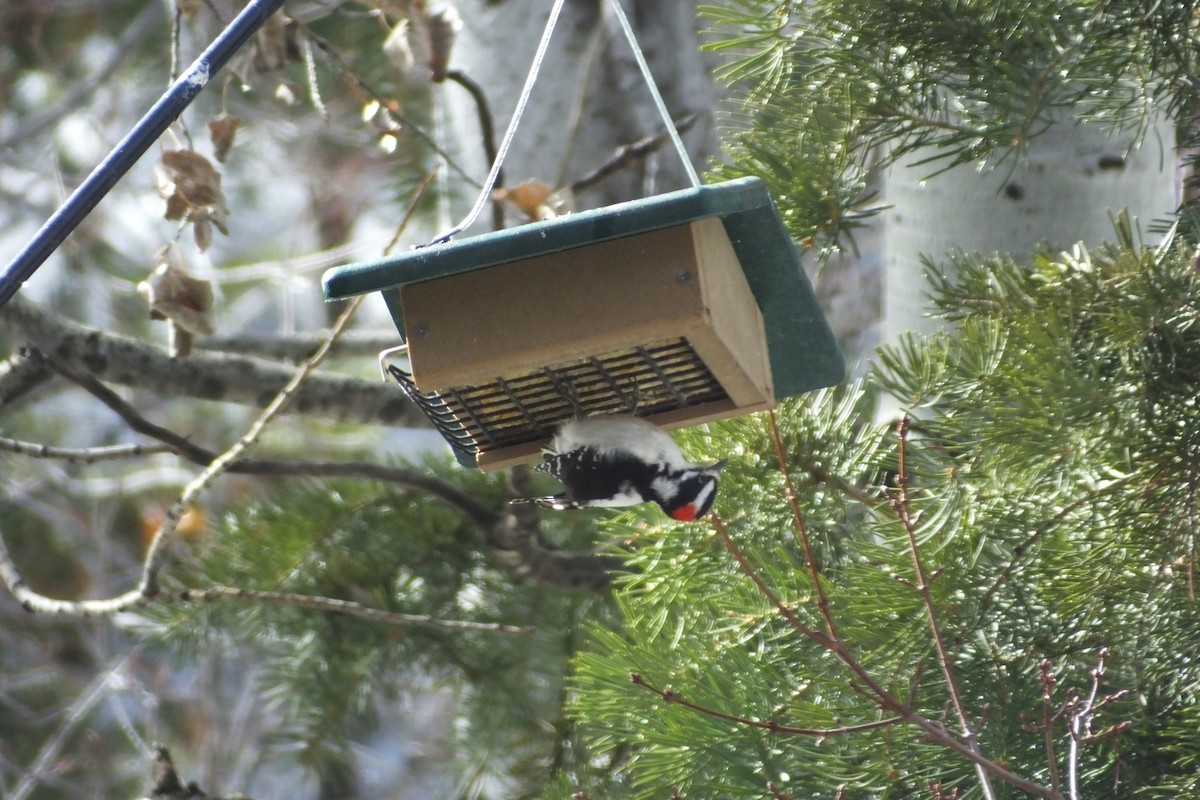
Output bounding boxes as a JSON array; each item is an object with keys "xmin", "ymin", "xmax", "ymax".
[
  {"xmin": 606, "ymin": 0, "xmax": 701, "ymax": 188},
  {"xmin": 425, "ymin": 0, "xmax": 702, "ymax": 247},
  {"xmin": 425, "ymin": 0, "xmax": 569, "ymax": 244}
]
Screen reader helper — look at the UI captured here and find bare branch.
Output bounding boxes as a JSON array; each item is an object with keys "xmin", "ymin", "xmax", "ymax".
[
  {"xmin": 890, "ymin": 416, "xmax": 999, "ymax": 800},
  {"xmin": 569, "ymin": 114, "xmax": 699, "ymax": 196},
  {"xmin": 445, "ymin": 69, "xmax": 504, "ymax": 231},
  {"xmin": 194, "ymin": 330, "xmax": 401, "ymax": 361},
  {"xmin": 1, "ymin": 294, "xmax": 421, "ymax": 425},
  {"xmin": 0, "ymin": 352, "xmax": 52, "ymax": 407},
  {"xmin": 1066, "ymin": 648, "xmax": 1129, "ymax": 800},
  {"xmin": 15, "ymin": 346, "xmax": 618, "ymax": 591},
  {"xmin": 0, "ymin": 436, "xmax": 172, "ymax": 463},
  {"xmin": 710, "ymin": 515, "xmax": 1058, "ymax": 798},
  {"xmin": 169, "ymin": 585, "xmax": 532, "ymax": 634},
  {"xmin": 0, "ymin": 294, "xmax": 366, "ymax": 617},
  {"xmin": 631, "ymin": 672, "xmax": 902, "ymax": 737}
]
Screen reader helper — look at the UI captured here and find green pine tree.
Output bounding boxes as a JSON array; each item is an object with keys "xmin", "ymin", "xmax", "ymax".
[{"xmin": 4, "ymin": 1, "xmax": 1199, "ymax": 798}]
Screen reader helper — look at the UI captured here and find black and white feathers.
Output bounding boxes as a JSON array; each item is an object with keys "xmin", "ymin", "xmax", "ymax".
[{"xmin": 516, "ymin": 416, "xmax": 724, "ymax": 522}]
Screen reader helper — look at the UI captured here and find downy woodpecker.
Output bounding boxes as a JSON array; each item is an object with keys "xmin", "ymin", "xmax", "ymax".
[{"xmin": 515, "ymin": 415, "xmax": 725, "ymax": 522}]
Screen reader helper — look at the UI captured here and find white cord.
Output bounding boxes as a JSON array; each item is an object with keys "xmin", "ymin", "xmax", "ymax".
[
  {"xmin": 607, "ymin": 0, "xmax": 701, "ymax": 188},
  {"xmin": 428, "ymin": 0, "xmax": 569, "ymax": 243}
]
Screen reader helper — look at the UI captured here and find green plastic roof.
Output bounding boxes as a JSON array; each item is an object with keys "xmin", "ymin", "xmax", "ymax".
[{"xmin": 322, "ymin": 177, "xmax": 844, "ymax": 397}]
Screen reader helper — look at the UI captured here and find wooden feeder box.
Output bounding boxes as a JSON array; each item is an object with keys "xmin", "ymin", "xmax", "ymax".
[{"xmin": 322, "ymin": 177, "xmax": 844, "ymax": 470}]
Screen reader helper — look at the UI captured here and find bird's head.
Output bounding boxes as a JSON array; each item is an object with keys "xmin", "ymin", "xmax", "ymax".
[{"xmin": 657, "ymin": 461, "xmax": 725, "ymax": 522}]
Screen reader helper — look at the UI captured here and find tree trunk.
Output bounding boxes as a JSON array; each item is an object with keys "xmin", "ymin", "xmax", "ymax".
[
  {"xmin": 883, "ymin": 112, "xmax": 1178, "ymax": 343},
  {"xmin": 442, "ymin": 0, "xmax": 722, "ymax": 228}
]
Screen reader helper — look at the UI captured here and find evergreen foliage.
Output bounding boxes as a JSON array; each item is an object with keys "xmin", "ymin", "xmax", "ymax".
[
  {"xmin": 133, "ymin": 464, "xmax": 610, "ymax": 797},
  {"xmin": 4, "ymin": 1, "xmax": 1199, "ymax": 797},
  {"xmin": 705, "ymin": 0, "xmax": 1198, "ymax": 251},
  {"xmin": 566, "ymin": 224, "xmax": 1200, "ymax": 799}
]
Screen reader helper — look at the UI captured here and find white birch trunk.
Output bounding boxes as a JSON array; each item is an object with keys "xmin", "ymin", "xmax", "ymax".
[
  {"xmin": 883, "ymin": 114, "xmax": 1178, "ymax": 343},
  {"xmin": 439, "ymin": 0, "xmax": 722, "ymax": 229}
]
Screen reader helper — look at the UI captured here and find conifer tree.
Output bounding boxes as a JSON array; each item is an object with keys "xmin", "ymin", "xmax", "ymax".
[
  {"xmin": 563, "ymin": 1, "xmax": 1200, "ymax": 798},
  {"xmin": 3, "ymin": 1, "xmax": 1199, "ymax": 798}
]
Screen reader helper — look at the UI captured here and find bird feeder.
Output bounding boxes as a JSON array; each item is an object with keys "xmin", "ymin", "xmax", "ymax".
[{"xmin": 322, "ymin": 176, "xmax": 844, "ymax": 470}]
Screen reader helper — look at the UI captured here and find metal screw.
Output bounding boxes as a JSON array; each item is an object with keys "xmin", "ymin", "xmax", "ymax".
[
  {"xmin": 413, "ymin": 322, "xmax": 430, "ymax": 338},
  {"xmin": 676, "ymin": 270, "xmax": 691, "ymax": 285}
]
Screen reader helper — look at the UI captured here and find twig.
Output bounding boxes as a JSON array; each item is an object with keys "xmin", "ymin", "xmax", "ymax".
[
  {"xmin": 631, "ymin": 673, "xmax": 902, "ymax": 737},
  {"xmin": 194, "ymin": 330, "xmax": 402, "ymax": 360},
  {"xmin": 299, "ymin": 25, "xmax": 478, "ymax": 186},
  {"xmin": 445, "ymin": 70, "xmax": 504, "ymax": 231},
  {"xmin": 711, "ymin": 517, "xmax": 1057, "ymax": 797},
  {"xmin": 767, "ymin": 409, "xmax": 839, "ymax": 639},
  {"xmin": 0, "ymin": 297, "xmax": 366, "ymax": 617},
  {"xmin": 170, "ymin": 585, "xmax": 531, "ymax": 634},
  {"xmin": 0, "ymin": 437, "xmax": 173, "ymax": 463},
  {"xmin": 711, "ymin": 515, "xmax": 834, "ymax": 650},
  {"xmin": 384, "ymin": 165, "xmax": 443, "ymax": 255},
  {"xmin": 1067, "ymin": 648, "xmax": 1129, "ymax": 800},
  {"xmin": 569, "ymin": 114, "xmax": 698, "ymax": 196},
  {"xmin": 890, "ymin": 416, "xmax": 999, "ymax": 800},
  {"xmin": 1040, "ymin": 660, "xmax": 1063, "ymax": 797}
]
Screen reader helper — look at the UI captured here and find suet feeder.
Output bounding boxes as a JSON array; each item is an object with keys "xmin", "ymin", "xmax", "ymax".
[{"xmin": 322, "ymin": 176, "xmax": 844, "ymax": 470}]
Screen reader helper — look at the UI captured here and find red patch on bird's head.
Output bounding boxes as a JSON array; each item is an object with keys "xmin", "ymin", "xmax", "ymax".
[{"xmin": 669, "ymin": 504, "xmax": 698, "ymax": 522}]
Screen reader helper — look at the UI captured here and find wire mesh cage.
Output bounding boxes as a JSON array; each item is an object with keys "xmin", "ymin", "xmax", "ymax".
[{"xmin": 388, "ymin": 337, "xmax": 733, "ymax": 468}]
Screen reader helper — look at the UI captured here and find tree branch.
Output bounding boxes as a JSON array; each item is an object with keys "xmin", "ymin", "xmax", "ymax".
[
  {"xmin": 0, "ymin": 296, "xmax": 367, "ymax": 616},
  {"xmin": 445, "ymin": 69, "xmax": 505, "ymax": 231},
  {"xmin": 0, "ymin": 436, "xmax": 172, "ymax": 463},
  {"xmin": 1, "ymin": 294, "xmax": 422, "ymax": 425},
  {"xmin": 631, "ymin": 672, "xmax": 902, "ymax": 737},
  {"xmin": 569, "ymin": 113, "xmax": 698, "ymax": 196},
  {"xmin": 0, "ymin": 352, "xmax": 52, "ymax": 407},
  {"xmin": 890, "ymin": 416, "xmax": 999, "ymax": 800},
  {"xmin": 170, "ymin": 585, "xmax": 531, "ymax": 634},
  {"xmin": 712, "ymin": 515, "xmax": 1058, "ymax": 798}
]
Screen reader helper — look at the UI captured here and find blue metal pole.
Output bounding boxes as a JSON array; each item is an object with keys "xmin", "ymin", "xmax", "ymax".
[{"xmin": 0, "ymin": 0, "xmax": 288, "ymax": 309}]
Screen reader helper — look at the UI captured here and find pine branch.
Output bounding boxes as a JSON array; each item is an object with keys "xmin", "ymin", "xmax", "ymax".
[
  {"xmin": 630, "ymin": 673, "xmax": 902, "ymax": 737},
  {"xmin": 712, "ymin": 514, "xmax": 1059, "ymax": 799}
]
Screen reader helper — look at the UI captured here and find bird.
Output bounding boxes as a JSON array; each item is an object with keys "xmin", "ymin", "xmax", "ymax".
[{"xmin": 513, "ymin": 415, "xmax": 725, "ymax": 521}]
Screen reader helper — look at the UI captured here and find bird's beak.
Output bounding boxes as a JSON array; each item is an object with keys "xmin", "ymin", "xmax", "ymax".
[{"xmin": 705, "ymin": 459, "xmax": 728, "ymax": 475}]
